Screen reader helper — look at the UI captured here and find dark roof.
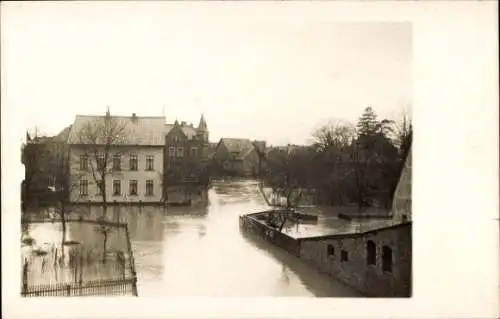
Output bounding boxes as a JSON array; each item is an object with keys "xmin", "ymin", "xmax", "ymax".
[
  {"xmin": 68, "ymin": 115, "xmax": 166, "ymax": 146},
  {"xmin": 219, "ymin": 138, "xmax": 256, "ymax": 159},
  {"xmin": 165, "ymin": 123, "xmax": 197, "ymax": 140}
]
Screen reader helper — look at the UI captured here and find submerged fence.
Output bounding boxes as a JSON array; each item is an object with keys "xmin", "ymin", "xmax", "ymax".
[
  {"xmin": 21, "ymin": 217, "xmax": 138, "ymax": 297},
  {"xmin": 22, "ymin": 278, "xmax": 135, "ymax": 297}
]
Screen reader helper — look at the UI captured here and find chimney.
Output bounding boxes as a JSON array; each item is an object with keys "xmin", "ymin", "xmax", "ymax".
[
  {"xmin": 132, "ymin": 113, "xmax": 137, "ymax": 123},
  {"xmin": 181, "ymin": 121, "xmax": 186, "ymax": 126}
]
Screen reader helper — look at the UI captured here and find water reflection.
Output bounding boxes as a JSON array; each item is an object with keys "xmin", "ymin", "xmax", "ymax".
[{"xmin": 25, "ymin": 180, "xmax": 362, "ymax": 296}]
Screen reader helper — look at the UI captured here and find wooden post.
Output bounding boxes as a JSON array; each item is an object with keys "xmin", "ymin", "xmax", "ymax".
[
  {"xmin": 124, "ymin": 224, "xmax": 138, "ymax": 296},
  {"xmin": 66, "ymin": 284, "xmax": 71, "ymax": 296},
  {"xmin": 22, "ymin": 259, "xmax": 28, "ymax": 296},
  {"xmin": 79, "ymin": 246, "xmax": 83, "ymax": 296}
]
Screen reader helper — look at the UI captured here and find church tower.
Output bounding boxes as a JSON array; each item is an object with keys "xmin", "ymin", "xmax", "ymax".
[
  {"xmin": 196, "ymin": 114, "xmax": 209, "ymax": 158},
  {"xmin": 196, "ymin": 113, "xmax": 209, "ymax": 142}
]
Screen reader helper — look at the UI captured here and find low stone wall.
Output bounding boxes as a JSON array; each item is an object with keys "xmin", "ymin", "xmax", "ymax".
[
  {"xmin": 299, "ymin": 223, "xmax": 411, "ymax": 297},
  {"xmin": 240, "ymin": 212, "xmax": 411, "ymax": 297},
  {"xmin": 239, "ymin": 213, "xmax": 301, "ymax": 257}
]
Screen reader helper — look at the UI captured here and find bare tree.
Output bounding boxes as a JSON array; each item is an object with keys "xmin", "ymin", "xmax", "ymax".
[
  {"xmin": 73, "ymin": 113, "xmax": 127, "ymax": 216},
  {"xmin": 393, "ymin": 111, "xmax": 413, "ymax": 159},
  {"xmin": 312, "ymin": 120, "xmax": 356, "ymax": 152},
  {"xmin": 263, "ymin": 147, "xmax": 311, "ymax": 232}
]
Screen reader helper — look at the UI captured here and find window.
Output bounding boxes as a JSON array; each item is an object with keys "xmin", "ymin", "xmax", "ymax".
[
  {"xmin": 80, "ymin": 155, "xmax": 88, "ymax": 171},
  {"xmin": 191, "ymin": 147, "xmax": 197, "ymax": 157},
  {"xmin": 146, "ymin": 180, "xmax": 154, "ymax": 196},
  {"xmin": 130, "ymin": 154, "xmax": 138, "ymax": 171},
  {"xmin": 327, "ymin": 244, "xmax": 335, "ymax": 257},
  {"xmin": 96, "ymin": 153, "xmax": 105, "ymax": 169},
  {"xmin": 113, "ymin": 180, "xmax": 121, "ymax": 196},
  {"xmin": 146, "ymin": 156, "xmax": 154, "ymax": 171},
  {"xmin": 113, "ymin": 154, "xmax": 121, "ymax": 170},
  {"xmin": 341, "ymin": 250, "xmax": 348, "ymax": 262},
  {"xmin": 176, "ymin": 147, "xmax": 184, "ymax": 158},
  {"xmin": 367, "ymin": 240, "xmax": 376, "ymax": 265},
  {"xmin": 382, "ymin": 246, "xmax": 393, "ymax": 273},
  {"xmin": 129, "ymin": 180, "xmax": 138, "ymax": 196},
  {"xmin": 169, "ymin": 147, "xmax": 175, "ymax": 157},
  {"xmin": 79, "ymin": 180, "xmax": 88, "ymax": 196},
  {"xmin": 173, "ymin": 136, "xmax": 180, "ymax": 143}
]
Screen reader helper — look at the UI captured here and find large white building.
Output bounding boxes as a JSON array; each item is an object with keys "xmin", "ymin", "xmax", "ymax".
[{"xmin": 67, "ymin": 112, "xmax": 166, "ymax": 204}]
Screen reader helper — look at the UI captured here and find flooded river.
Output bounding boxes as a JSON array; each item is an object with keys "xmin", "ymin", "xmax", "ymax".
[{"xmin": 26, "ymin": 180, "xmax": 361, "ymax": 297}]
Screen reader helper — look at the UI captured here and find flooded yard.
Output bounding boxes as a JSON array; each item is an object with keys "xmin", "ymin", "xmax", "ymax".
[{"xmin": 22, "ymin": 180, "xmax": 361, "ymax": 297}]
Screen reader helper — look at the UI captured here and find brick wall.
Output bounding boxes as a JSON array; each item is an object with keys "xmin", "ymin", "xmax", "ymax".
[{"xmin": 299, "ymin": 223, "xmax": 411, "ymax": 297}]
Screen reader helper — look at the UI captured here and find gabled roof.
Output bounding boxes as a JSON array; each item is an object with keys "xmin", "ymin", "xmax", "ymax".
[
  {"xmin": 165, "ymin": 123, "xmax": 197, "ymax": 140},
  {"xmin": 67, "ymin": 115, "xmax": 166, "ymax": 146},
  {"xmin": 54, "ymin": 125, "xmax": 72, "ymax": 143},
  {"xmin": 219, "ymin": 138, "xmax": 256, "ymax": 159}
]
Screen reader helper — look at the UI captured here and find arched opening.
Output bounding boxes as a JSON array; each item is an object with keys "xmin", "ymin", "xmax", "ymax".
[
  {"xmin": 366, "ymin": 240, "xmax": 376, "ymax": 265},
  {"xmin": 341, "ymin": 250, "xmax": 348, "ymax": 262},
  {"xmin": 382, "ymin": 246, "xmax": 393, "ymax": 273},
  {"xmin": 326, "ymin": 244, "xmax": 334, "ymax": 257}
]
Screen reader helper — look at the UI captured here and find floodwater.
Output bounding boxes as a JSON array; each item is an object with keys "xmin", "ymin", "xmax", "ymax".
[{"xmin": 25, "ymin": 180, "xmax": 362, "ymax": 297}]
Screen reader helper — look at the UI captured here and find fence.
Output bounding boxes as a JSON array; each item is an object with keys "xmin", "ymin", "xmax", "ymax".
[
  {"xmin": 22, "ymin": 278, "xmax": 135, "ymax": 297},
  {"xmin": 21, "ymin": 217, "xmax": 138, "ymax": 297}
]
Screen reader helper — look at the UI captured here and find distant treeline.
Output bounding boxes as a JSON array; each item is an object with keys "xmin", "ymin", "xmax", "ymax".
[{"xmin": 260, "ymin": 106, "xmax": 412, "ymax": 211}]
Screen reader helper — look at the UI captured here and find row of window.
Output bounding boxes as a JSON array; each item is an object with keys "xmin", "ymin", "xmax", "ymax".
[
  {"xmin": 79, "ymin": 180, "xmax": 155, "ymax": 197},
  {"xmin": 326, "ymin": 240, "xmax": 393, "ymax": 273},
  {"xmin": 80, "ymin": 154, "xmax": 154, "ymax": 171},
  {"xmin": 168, "ymin": 147, "xmax": 198, "ymax": 158}
]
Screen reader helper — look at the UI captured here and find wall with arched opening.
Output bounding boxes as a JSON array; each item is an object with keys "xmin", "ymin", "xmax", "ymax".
[{"xmin": 299, "ymin": 223, "xmax": 412, "ymax": 297}]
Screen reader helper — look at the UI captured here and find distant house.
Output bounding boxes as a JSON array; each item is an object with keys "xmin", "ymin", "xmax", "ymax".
[
  {"xmin": 22, "ymin": 126, "xmax": 72, "ymax": 206},
  {"xmin": 212, "ymin": 138, "xmax": 264, "ymax": 177},
  {"xmin": 67, "ymin": 112, "xmax": 166, "ymax": 204}
]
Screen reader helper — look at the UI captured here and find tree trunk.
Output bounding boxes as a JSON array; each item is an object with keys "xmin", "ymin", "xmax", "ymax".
[
  {"xmin": 61, "ymin": 203, "xmax": 67, "ymax": 244},
  {"xmin": 102, "ymin": 233, "xmax": 108, "ymax": 264},
  {"xmin": 102, "ymin": 189, "xmax": 107, "ymax": 219}
]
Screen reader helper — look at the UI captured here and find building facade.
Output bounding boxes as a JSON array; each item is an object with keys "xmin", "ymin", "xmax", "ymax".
[
  {"xmin": 67, "ymin": 112, "xmax": 166, "ymax": 204},
  {"xmin": 212, "ymin": 138, "xmax": 264, "ymax": 177},
  {"xmin": 163, "ymin": 114, "xmax": 210, "ymax": 204}
]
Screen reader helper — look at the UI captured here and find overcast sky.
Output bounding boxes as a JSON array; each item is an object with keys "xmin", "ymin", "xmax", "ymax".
[{"xmin": 3, "ymin": 2, "xmax": 411, "ymax": 146}]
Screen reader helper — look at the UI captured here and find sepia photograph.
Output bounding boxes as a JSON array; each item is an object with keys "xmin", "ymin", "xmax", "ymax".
[
  {"xmin": 16, "ymin": 6, "xmax": 412, "ymax": 298},
  {"xmin": 2, "ymin": 1, "xmax": 497, "ymax": 318}
]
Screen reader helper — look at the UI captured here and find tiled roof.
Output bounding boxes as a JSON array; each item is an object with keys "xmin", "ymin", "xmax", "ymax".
[
  {"xmin": 165, "ymin": 123, "xmax": 198, "ymax": 140},
  {"xmin": 68, "ymin": 115, "xmax": 166, "ymax": 146},
  {"xmin": 220, "ymin": 138, "xmax": 256, "ymax": 159}
]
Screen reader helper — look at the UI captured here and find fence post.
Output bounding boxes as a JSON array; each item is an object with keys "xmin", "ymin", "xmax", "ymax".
[
  {"xmin": 124, "ymin": 224, "xmax": 138, "ymax": 296},
  {"xmin": 22, "ymin": 259, "xmax": 28, "ymax": 296},
  {"xmin": 66, "ymin": 284, "xmax": 71, "ymax": 296},
  {"xmin": 79, "ymin": 246, "xmax": 83, "ymax": 296}
]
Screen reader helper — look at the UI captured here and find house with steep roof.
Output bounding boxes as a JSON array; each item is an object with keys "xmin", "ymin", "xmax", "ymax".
[
  {"xmin": 163, "ymin": 114, "xmax": 210, "ymax": 204},
  {"xmin": 212, "ymin": 138, "xmax": 262, "ymax": 177},
  {"xmin": 67, "ymin": 111, "xmax": 166, "ymax": 204}
]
